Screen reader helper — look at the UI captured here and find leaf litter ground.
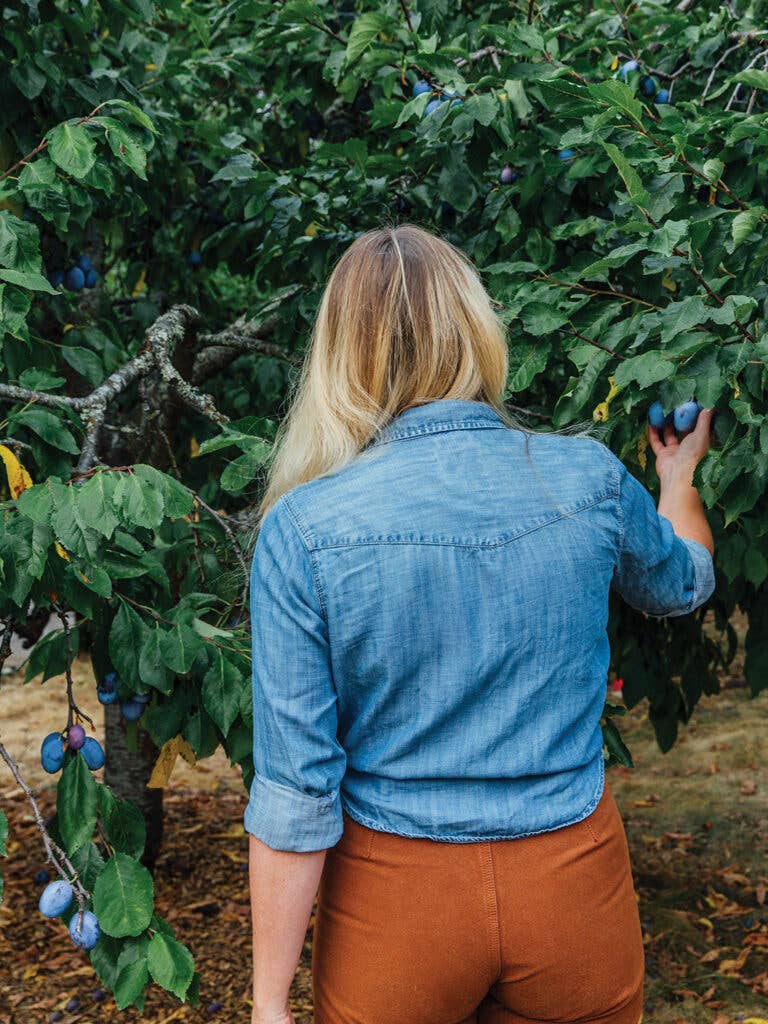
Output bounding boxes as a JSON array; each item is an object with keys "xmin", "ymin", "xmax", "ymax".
[{"xmin": 1, "ymin": 623, "xmax": 766, "ymax": 1023}]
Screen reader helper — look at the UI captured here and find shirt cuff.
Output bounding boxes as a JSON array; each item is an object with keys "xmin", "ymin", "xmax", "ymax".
[
  {"xmin": 244, "ymin": 772, "xmax": 344, "ymax": 852},
  {"xmin": 674, "ymin": 536, "xmax": 716, "ymax": 615}
]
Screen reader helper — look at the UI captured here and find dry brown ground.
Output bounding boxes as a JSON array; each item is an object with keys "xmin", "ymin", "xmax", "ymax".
[{"xmin": 1, "ymin": 634, "xmax": 766, "ymax": 1024}]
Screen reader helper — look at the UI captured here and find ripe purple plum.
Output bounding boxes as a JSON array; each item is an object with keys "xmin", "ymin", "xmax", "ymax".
[
  {"xmin": 673, "ymin": 400, "xmax": 702, "ymax": 433},
  {"xmin": 67, "ymin": 724, "xmax": 86, "ymax": 750}
]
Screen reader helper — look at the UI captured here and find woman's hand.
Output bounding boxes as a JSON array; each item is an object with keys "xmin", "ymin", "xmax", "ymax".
[
  {"xmin": 648, "ymin": 406, "xmax": 714, "ymax": 482},
  {"xmin": 251, "ymin": 1005, "xmax": 295, "ymax": 1024}
]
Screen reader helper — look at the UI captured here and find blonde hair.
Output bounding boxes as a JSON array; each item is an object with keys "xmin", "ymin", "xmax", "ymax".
[{"xmin": 256, "ymin": 224, "xmax": 520, "ymax": 524}]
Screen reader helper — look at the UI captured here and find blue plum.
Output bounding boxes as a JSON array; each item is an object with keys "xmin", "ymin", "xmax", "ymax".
[
  {"xmin": 84, "ymin": 269, "xmax": 98, "ymax": 288},
  {"xmin": 500, "ymin": 165, "xmax": 520, "ymax": 184},
  {"xmin": 424, "ymin": 98, "xmax": 445, "ymax": 117},
  {"xmin": 34, "ymin": 869, "xmax": 50, "ymax": 885},
  {"xmin": 120, "ymin": 697, "xmax": 145, "ymax": 721},
  {"xmin": 647, "ymin": 401, "xmax": 667, "ymax": 430},
  {"xmin": 412, "ymin": 79, "xmax": 431, "ymax": 97},
  {"xmin": 76, "ymin": 255, "xmax": 93, "ymax": 274},
  {"xmin": 557, "ymin": 149, "xmax": 576, "ymax": 160},
  {"xmin": 69, "ymin": 910, "xmax": 100, "ymax": 950},
  {"xmin": 64, "ymin": 266, "xmax": 85, "ymax": 291},
  {"xmin": 131, "ymin": 692, "xmax": 152, "ymax": 704},
  {"xmin": 80, "ymin": 737, "xmax": 105, "ymax": 771},
  {"xmin": 655, "ymin": 89, "xmax": 671, "ymax": 104},
  {"xmin": 39, "ymin": 879, "xmax": 73, "ymax": 917},
  {"xmin": 673, "ymin": 401, "xmax": 702, "ymax": 432},
  {"xmin": 639, "ymin": 75, "xmax": 656, "ymax": 97},
  {"xmin": 188, "ymin": 251, "xmax": 202, "ymax": 268},
  {"xmin": 619, "ymin": 60, "xmax": 639, "ymax": 79},
  {"xmin": 40, "ymin": 733, "xmax": 65, "ymax": 774},
  {"xmin": 97, "ymin": 672, "xmax": 118, "ymax": 705},
  {"xmin": 48, "ymin": 270, "xmax": 64, "ymax": 288}
]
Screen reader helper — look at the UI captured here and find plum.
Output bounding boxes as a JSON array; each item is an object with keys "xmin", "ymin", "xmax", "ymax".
[
  {"xmin": 41, "ymin": 732, "xmax": 65, "ymax": 774},
  {"xmin": 39, "ymin": 879, "xmax": 73, "ymax": 917},
  {"xmin": 64, "ymin": 267, "xmax": 85, "ymax": 291},
  {"xmin": 424, "ymin": 98, "xmax": 445, "ymax": 117},
  {"xmin": 80, "ymin": 737, "xmax": 105, "ymax": 771},
  {"xmin": 120, "ymin": 697, "xmax": 145, "ymax": 721},
  {"xmin": 65, "ymin": 998, "xmax": 80, "ymax": 1013},
  {"xmin": 500, "ymin": 165, "xmax": 520, "ymax": 184},
  {"xmin": 673, "ymin": 400, "xmax": 702, "ymax": 432},
  {"xmin": 132, "ymin": 691, "xmax": 152, "ymax": 704},
  {"xmin": 67, "ymin": 724, "xmax": 86, "ymax": 751},
  {"xmin": 84, "ymin": 269, "xmax": 98, "ymax": 288},
  {"xmin": 206, "ymin": 1002, "xmax": 223, "ymax": 1015},
  {"xmin": 647, "ymin": 401, "xmax": 667, "ymax": 430},
  {"xmin": 69, "ymin": 910, "xmax": 100, "ymax": 950},
  {"xmin": 188, "ymin": 251, "xmax": 202, "ymax": 268},
  {"xmin": 92, "ymin": 989, "xmax": 106, "ymax": 1003},
  {"xmin": 557, "ymin": 149, "xmax": 576, "ymax": 160},
  {"xmin": 619, "ymin": 59, "xmax": 639, "ymax": 79},
  {"xmin": 412, "ymin": 79, "xmax": 431, "ymax": 97},
  {"xmin": 639, "ymin": 75, "xmax": 656, "ymax": 97},
  {"xmin": 48, "ymin": 270, "xmax": 64, "ymax": 288},
  {"xmin": 76, "ymin": 255, "xmax": 93, "ymax": 274},
  {"xmin": 34, "ymin": 869, "xmax": 50, "ymax": 885},
  {"xmin": 655, "ymin": 89, "xmax": 671, "ymax": 104},
  {"xmin": 97, "ymin": 672, "xmax": 118, "ymax": 705}
]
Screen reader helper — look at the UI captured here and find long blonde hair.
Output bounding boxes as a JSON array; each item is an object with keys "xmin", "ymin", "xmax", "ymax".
[{"xmin": 256, "ymin": 224, "xmax": 519, "ymax": 524}]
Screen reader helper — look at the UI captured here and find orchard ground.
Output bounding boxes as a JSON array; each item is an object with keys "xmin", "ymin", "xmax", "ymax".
[{"xmin": 0, "ymin": 614, "xmax": 766, "ymax": 1024}]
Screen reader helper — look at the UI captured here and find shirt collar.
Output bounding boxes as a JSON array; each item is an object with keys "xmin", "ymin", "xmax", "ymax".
[{"xmin": 368, "ymin": 399, "xmax": 506, "ymax": 447}]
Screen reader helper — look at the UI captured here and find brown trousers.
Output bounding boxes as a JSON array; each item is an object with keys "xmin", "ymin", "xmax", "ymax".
[{"xmin": 313, "ymin": 778, "xmax": 644, "ymax": 1024}]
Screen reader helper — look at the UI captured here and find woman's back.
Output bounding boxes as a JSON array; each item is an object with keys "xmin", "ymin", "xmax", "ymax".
[{"xmin": 244, "ymin": 398, "xmax": 715, "ymax": 849}]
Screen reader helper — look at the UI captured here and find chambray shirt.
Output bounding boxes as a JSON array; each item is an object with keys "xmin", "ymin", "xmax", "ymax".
[{"xmin": 243, "ymin": 399, "xmax": 715, "ymax": 852}]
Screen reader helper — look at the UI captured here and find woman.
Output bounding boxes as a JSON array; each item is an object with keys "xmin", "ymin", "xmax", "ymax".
[{"xmin": 244, "ymin": 225, "xmax": 716, "ymax": 1024}]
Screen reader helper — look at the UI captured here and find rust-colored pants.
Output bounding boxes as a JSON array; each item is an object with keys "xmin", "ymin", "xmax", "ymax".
[{"xmin": 312, "ymin": 778, "xmax": 644, "ymax": 1024}]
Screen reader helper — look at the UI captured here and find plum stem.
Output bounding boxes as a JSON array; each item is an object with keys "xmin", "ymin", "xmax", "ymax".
[{"xmin": 53, "ymin": 603, "xmax": 94, "ymax": 733}]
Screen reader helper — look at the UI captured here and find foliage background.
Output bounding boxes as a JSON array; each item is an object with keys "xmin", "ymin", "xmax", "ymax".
[{"xmin": 0, "ymin": 0, "xmax": 767, "ymax": 1009}]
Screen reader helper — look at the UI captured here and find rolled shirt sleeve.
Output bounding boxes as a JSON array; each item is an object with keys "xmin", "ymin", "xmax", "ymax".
[
  {"xmin": 610, "ymin": 455, "xmax": 716, "ymax": 617},
  {"xmin": 244, "ymin": 494, "xmax": 347, "ymax": 852}
]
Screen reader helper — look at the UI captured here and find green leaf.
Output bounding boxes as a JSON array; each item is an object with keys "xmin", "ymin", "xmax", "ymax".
[
  {"xmin": 147, "ymin": 932, "xmax": 194, "ymax": 1000},
  {"xmin": 159, "ymin": 625, "xmax": 204, "ymax": 675},
  {"xmin": 10, "ymin": 406, "xmax": 79, "ymax": 453},
  {"xmin": 702, "ymin": 158, "xmax": 724, "ymax": 184},
  {"xmin": 734, "ymin": 69, "xmax": 768, "ymax": 91},
  {"xmin": 114, "ymin": 472, "xmax": 165, "ymax": 529},
  {"xmin": 57, "ymin": 753, "xmax": 97, "ymax": 855},
  {"xmin": 133, "ymin": 465, "xmax": 193, "ymax": 518},
  {"xmin": 69, "ymin": 841, "xmax": 106, "ymax": 892},
  {"xmin": 587, "ymin": 80, "xmax": 644, "ymax": 124},
  {"xmin": 47, "ymin": 121, "xmax": 97, "ymax": 178},
  {"xmin": 139, "ymin": 626, "xmax": 172, "ymax": 694},
  {"xmin": 601, "ymin": 716, "xmax": 634, "ymax": 768},
  {"xmin": 346, "ymin": 12, "xmax": 389, "ymax": 64},
  {"xmin": 0, "ymin": 268, "xmax": 58, "ymax": 293},
  {"xmin": 92, "ymin": 852, "xmax": 154, "ymax": 938},
  {"xmin": 109, "ymin": 603, "xmax": 148, "ymax": 687},
  {"xmin": 612, "ymin": 350, "xmax": 675, "ymax": 389},
  {"xmin": 202, "ymin": 650, "xmax": 245, "ymax": 737},
  {"xmin": 0, "ymin": 214, "xmax": 41, "ymax": 273},
  {"xmin": 731, "ymin": 206, "xmax": 766, "ymax": 248},
  {"xmin": 506, "ymin": 342, "xmax": 552, "ymax": 393},
  {"xmin": 220, "ymin": 443, "xmax": 271, "ymax": 493},
  {"xmin": 102, "ymin": 795, "xmax": 147, "ymax": 860},
  {"xmin": 599, "ymin": 141, "xmax": 648, "ymax": 205},
  {"xmin": 77, "ymin": 472, "xmax": 119, "ymax": 538},
  {"xmin": 24, "ymin": 628, "xmax": 70, "ymax": 684},
  {"xmin": 114, "ymin": 958, "xmax": 149, "ymax": 1010},
  {"xmin": 103, "ymin": 122, "xmax": 148, "ymax": 180}
]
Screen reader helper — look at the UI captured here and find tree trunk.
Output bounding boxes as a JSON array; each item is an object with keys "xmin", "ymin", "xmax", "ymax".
[{"xmin": 104, "ymin": 702, "xmax": 163, "ymax": 870}]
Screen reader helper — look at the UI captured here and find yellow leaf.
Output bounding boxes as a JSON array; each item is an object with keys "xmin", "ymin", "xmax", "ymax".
[
  {"xmin": 148, "ymin": 736, "xmax": 180, "ymax": 789},
  {"xmin": 662, "ymin": 267, "xmax": 677, "ymax": 292},
  {"xmin": 610, "ymin": 55, "xmax": 619, "ymax": 71},
  {"xmin": 62, "ymin": 323, "xmax": 75, "ymax": 333},
  {"xmin": 637, "ymin": 431, "xmax": 648, "ymax": 471},
  {"xmin": 395, "ymin": 145, "xmax": 404, "ymax": 157},
  {"xmin": 0, "ymin": 444, "xmax": 33, "ymax": 498},
  {"xmin": 55, "ymin": 542, "xmax": 70, "ymax": 562},
  {"xmin": 304, "ymin": 222, "xmax": 318, "ymax": 237},
  {"xmin": 144, "ymin": 62, "xmax": 158, "ymax": 70},
  {"xmin": 177, "ymin": 736, "xmax": 197, "ymax": 767},
  {"xmin": 743, "ymin": 1018, "xmax": 768, "ymax": 1023},
  {"xmin": 189, "ymin": 436, "xmax": 200, "ymax": 458},
  {"xmin": 592, "ymin": 401, "xmax": 609, "ymax": 422},
  {"xmin": 733, "ymin": 382, "xmax": 740, "ymax": 399},
  {"xmin": 131, "ymin": 268, "xmax": 147, "ymax": 298},
  {"xmin": 498, "ymin": 91, "xmax": 508, "ymax": 100}
]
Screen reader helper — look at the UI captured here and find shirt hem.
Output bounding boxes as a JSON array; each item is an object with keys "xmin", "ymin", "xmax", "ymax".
[{"xmin": 339, "ymin": 757, "xmax": 606, "ymax": 843}]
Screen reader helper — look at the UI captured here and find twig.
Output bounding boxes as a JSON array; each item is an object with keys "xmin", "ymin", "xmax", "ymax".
[
  {"xmin": 702, "ymin": 41, "xmax": 745, "ymax": 102},
  {"xmin": 725, "ymin": 48, "xmax": 768, "ymax": 110},
  {"xmin": 398, "ymin": 0, "xmax": 413, "ymax": 32},
  {"xmin": 192, "ymin": 493, "xmax": 251, "ymax": 612},
  {"xmin": 0, "ymin": 103, "xmax": 107, "ymax": 182},
  {"xmin": 455, "ymin": 46, "xmax": 508, "ymax": 70},
  {"xmin": 53, "ymin": 604, "xmax": 94, "ymax": 732},
  {"xmin": 0, "ymin": 739, "xmax": 90, "ymax": 908}
]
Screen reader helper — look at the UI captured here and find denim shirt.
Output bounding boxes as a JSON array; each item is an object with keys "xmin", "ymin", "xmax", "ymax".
[{"xmin": 244, "ymin": 399, "xmax": 716, "ymax": 852}]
